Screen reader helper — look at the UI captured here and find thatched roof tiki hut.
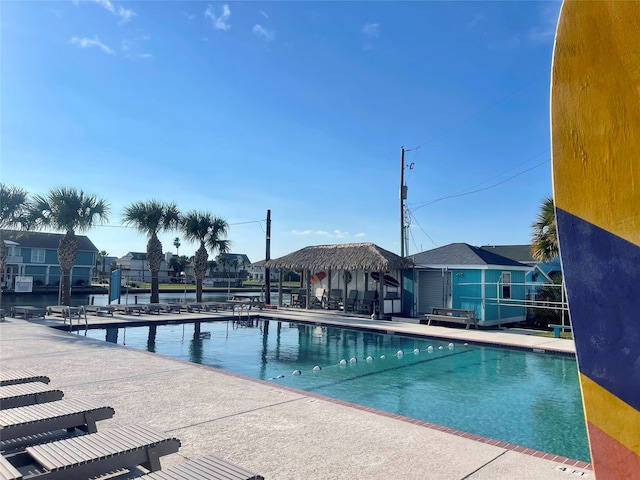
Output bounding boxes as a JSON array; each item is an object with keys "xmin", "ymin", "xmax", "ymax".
[{"xmin": 264, "ymin": 242, "xmax": 413, "ymax": 318}]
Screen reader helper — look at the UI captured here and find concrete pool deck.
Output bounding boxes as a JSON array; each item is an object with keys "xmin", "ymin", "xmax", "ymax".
[{"xmin": 0, "ymin": 311, "xmax": 591, "ymax": 479}]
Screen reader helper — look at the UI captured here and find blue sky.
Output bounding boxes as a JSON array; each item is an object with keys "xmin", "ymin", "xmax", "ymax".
[{"xmin": 1, "ymin": 0, "xmax": 561, "ymax": 263}]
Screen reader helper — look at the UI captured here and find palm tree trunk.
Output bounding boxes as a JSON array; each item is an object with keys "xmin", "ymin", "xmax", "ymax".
[
  {"xmin": 147, "ymin": 234, "xmax": 163, "ymax": 304},
  {"xmin": 193, "ymin": 243, "xmax": 208, "ymax": 303},
  {"xmin": 57, "ymin": 232, "xmax": 78, "ymax": 306},
  {"xmin": 0, "ymin": 238, "xmax": 6, "ymax": 310}
]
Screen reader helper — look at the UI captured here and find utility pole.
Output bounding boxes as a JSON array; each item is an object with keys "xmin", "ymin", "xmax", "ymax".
[
  {"xmin": 400, "ymin": 146, "xmax": 415, "ymax": 258},
  {"xmin": 400, "ymin": 146, "xmax": 406, "ymax": 257},
  {"xmin": 265, "ymin": 209, "xmax": 271, "ymax": 305}
]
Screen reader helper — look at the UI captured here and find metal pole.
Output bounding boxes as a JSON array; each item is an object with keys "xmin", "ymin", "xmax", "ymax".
[
  {"xmin": 265, "ymin": 209, "xmax": 271, "ymax": 305},
  {"xmin": 400, "ymin": 146, "xmax": 405, "ymax": 257}
]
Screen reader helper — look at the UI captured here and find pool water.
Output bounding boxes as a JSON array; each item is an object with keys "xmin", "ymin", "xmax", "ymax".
[{"xmin": 83, "ymin": 319, "xmax": 590, "ymax": 462}]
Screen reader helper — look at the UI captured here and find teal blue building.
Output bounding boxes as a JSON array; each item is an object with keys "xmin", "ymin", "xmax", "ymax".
[
  {"xmin": 1, "ymin": 229, "xmax": 98, "ymax": 290},
  {"xmin": 409, "ymin": 243, "xmax": 530, "ymax": 327}
]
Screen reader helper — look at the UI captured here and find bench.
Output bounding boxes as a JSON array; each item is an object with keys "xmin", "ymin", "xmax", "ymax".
[
  {"xmin": 10, "ymin": 307, "xmax": 46, "ymax": 320},
  {"xmin": 0, "ymin": 398, "xmax": 115, "ymax": 447},
  {"xmin": 0, "ymin": 383, "xmax": 64, "ymax": 410},
  {"xmin": 421, "ymin": 307, "xmax": 478, "ymax": 329},
  {"xmin": 548, "ymin": 324, "xmax": 572, "ymax": 338},
  {"xmin": 144, "ymin": 304, "xmax": 163, "ymax": 315},
  {"xmin": 0, "ymin": 370, "xmax": 50, "ymax": 387},
  {"xmin": 141, "ymin": 454, "xmax": 264, "ymax": 480},
  {"xmin": 84, "ymin": 305, "xmax": 114, "ymax": 317},
  {"xmin": 114, "ymin": 305, "xmax": 144, "ymax": 315},
  {"xmin": 1, "ymin": 424, "xmax": 180, "ymax": 479},
  {"xmin": 160, "ymin": 303, "xmax": 183, "ymax": 313}
]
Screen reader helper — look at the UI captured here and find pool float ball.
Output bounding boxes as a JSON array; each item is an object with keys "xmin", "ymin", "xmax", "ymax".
[
  {"xmin": 339, "ymin": 359, "xmax": 347, "ymax": 366},
  {"xmin": 349, "ymin": 357, "xmax": 357, "ymax": 364},
  {"xmin": 276, "ymin": 375, "xmax": 285, "ymax": 379},
  {"xmin": 312, "ymin": 365, "xmax": 322, "ymax": 372},
  {"xmin": 448, "ymin": 343, "xmax": 454, "ymax": 350},
  {"xmin": 380, "ymin": 355, "xmax": 386, "ymax": 360},
  {"xmin": 397, "ymin": 350, "xmax": 404, "ymax": 357},
  {"xmin": 438, "ymin": 346, "xmax": 444, "ymax": 350},
  {"xmin": 427, "ymin": 346, "xmax": 434, "ymax": 353},
  {"xmin": 413, "ymin": 348, "xmax": 420, "ymax": 355},
  {"xmin": 366, "ymin": 355, "xmax": 374, "ymax": 362},
  {"xmin": 292, "ymin": 370, "xmax": 302, "ymax": 375}
]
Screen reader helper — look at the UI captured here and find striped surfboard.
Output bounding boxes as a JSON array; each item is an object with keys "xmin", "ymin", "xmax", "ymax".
[{"xmin": 550, "ymin": 1, "xmax": 640, "ymax": 477}]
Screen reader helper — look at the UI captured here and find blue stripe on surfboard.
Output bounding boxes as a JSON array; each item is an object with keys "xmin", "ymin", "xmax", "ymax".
[{"xmin": 557, "ymin": 208, "xmax": 640, "ymax": 412}]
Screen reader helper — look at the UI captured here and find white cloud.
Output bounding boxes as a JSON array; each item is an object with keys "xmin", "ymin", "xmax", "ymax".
[
  {"xmin": 253, "ymin": 24, "xmax": 274, "ymax": 41},
  {"xmin": 70, "ymin": 36, "xmax": 115, "ymax": 55},
  {"xmin": 259, "ymin": 10, "xmax": 269, "ymax": 19},
  {"xmin": 292, "ymin": 229, "xmax": 362, "ymax": 238},
  {"xmin": 92, "ymin": 0, "xmax": 135, "ymax": 23},
  {"xmin": 205, "ymin": 4, "xmax": 231, "ymax": 31},
  {"xmin": 362, "ymin": 23, "xmax": 380, "ymax": 38},
  {"xmin": 183, "ymin": 12, "xmax": 196, "ymax": 21}
]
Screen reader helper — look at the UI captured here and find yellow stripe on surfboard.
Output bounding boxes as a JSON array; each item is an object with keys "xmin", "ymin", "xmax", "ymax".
[
  {"xmin": 551, "ymin": 0, "xmax": 640, "ymax": 247},
  {"xmin": 580, "ymin": 374, "xmax": 640, "ymax": 457}
]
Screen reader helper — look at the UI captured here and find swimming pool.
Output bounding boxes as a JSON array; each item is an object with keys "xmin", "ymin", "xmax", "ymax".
[{"xmin": 83, "ymin": 319, "xmax": 590, "ymax": 462}]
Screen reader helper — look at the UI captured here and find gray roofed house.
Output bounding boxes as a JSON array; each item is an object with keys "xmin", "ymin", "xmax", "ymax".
[
  {"xmin": 1, "ymin": 229, "xmax": 98, "ymax": 290},
  {"xmin": 409, "ymin": 243, "xmax": 529, "ymax": 327},
  {"xmin": 1, "ymin": 230, "xmax": 98, "ymax": 252},
  {"xmin": 116, "ymin": 251, "xmax": 172, "ymax": 283},
  {"xmin": 479, "ymin": 244, "xmax": 538, "ymax": 267},
  {"xmin": 410, "ymin": 243, "xmax": 527, "ymax": 268}
]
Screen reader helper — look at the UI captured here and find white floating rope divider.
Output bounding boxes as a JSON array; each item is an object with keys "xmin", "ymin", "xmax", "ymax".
[{"xmin": 266, "ymin": 342, "xmax": 468, "ymax": 381}]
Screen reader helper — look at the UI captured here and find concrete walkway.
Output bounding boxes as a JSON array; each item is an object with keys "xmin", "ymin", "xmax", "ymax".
[{"xmin": 0, "ymin": 312, "xmax": 591, "ymax": 479}]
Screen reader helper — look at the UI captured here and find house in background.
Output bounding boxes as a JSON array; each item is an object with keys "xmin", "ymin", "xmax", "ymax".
[
  {"xmin": 205, "ymin": 253, "xmax": 250, "ymax": 286},
  {"xmin": 480, "ymin": 245, "xmax": 563, "ymax": 301},
  {"xmin": 116, "ymin": 252, "xmax": 172, "ymax": 284},
  {"xmin": 247, "ymin": 260, "xmax": 280, "ymax": 282},
  {"xmin": 409, "ymin": 243, "xmax": 530, "ymax": 327},
  {"xmin": 1, "ymin": 229, "xmax": 97, "ymax": 289}
]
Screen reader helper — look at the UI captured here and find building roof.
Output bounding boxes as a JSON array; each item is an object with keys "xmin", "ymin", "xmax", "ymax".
[
  {"xmin": 479, "ymin": 245, "xmax": 537, "ymax": 265},
  {"xmin": 1, "ymin": 229, "xmax": 98, "ymax": 251},
  {"xmin": 409, "ymin": 243, "xmax": 527, "ymax": 268},
  {"xmin": 124, "ymin": 252, "xmax": 147, "ymax": 260},
  {"xmin": 217, "ymin": 253, "xmax": 251, "ymax": 265},
  {"xmin": 264, "ymin": 242, "xmax": 413, "ymax": 271}
]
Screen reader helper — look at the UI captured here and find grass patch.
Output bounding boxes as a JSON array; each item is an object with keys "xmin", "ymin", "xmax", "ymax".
[{"xmin": 535, "ymin": 331, "xmax": 574, "ymax": 340}]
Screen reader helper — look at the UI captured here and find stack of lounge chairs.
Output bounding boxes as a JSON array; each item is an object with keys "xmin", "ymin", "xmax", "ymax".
[{"xmin": 0, "ymin": 369, "xmax": 264, "ymax": 480}]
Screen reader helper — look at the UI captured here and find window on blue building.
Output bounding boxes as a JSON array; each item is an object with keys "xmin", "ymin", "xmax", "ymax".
[
  {"xmin": 31, "ymin": 249, "xmax": 46, "ymax": 263},
  {"xmin": 501, "ymin": 272, "xmax": 511, "ymax": 299}
]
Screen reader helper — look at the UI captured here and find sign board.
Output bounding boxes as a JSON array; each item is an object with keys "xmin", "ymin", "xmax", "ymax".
[{"xmin": 15, "ymin": 276, "xmax": 33, "ymax": 293}]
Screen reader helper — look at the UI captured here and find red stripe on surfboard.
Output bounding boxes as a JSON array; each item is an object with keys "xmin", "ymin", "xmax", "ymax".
[{"xmin": 586, "ymin": 422, "xmax": 640, "ymax": 478}]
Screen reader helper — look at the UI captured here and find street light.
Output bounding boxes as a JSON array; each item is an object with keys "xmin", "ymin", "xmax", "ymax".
[{"xmin": 180, "ymin": 271, "xmax": 186, "ymax": 303}]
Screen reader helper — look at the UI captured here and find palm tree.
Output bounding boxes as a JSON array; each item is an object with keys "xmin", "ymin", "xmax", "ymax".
[
  {"xmin": 97, "ymin": 250, "xmax": 109, "ymax": 278},
  {"xmin": 122, "ymin": 200, "xmax": 180, "ymax": 303},
  {"xmin": 173, "ymin": 237, "xmax": 181, "ymax": 256},
  {"xmin": 531, "ymin": 196, "xmax": 559, "ymax": 262},
  {"xmin": 0, "ymin": 184, "xmax": 29, "ymax": 309},
  {"xmin": 28, "ymin": 187, "xmax": 110, "ymax": 306},
  {"xmin": 180, "ymin": 211, "xmax": 230, "ymax": 302}
]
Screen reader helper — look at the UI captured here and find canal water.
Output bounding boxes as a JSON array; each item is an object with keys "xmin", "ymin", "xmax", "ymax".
[{"xmin": 1, "ymin": 291, "xmax": 290, "ymax": 310}]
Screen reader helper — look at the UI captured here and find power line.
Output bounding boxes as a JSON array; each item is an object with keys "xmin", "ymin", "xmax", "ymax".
[{"xmin": 410, "ymin": 159, "xmax": 549, "ymax": 213}]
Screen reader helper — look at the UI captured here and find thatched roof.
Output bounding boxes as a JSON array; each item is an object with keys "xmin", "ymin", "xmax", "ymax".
[{"xmin": 263, "ymin": 242, "xmax": 413, "ymax": 271}]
